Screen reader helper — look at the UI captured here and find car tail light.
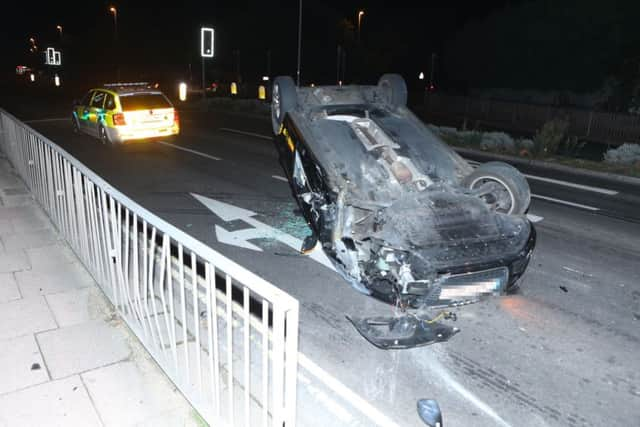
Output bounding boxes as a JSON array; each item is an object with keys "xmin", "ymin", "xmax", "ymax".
[
  {"xmin": 113, "ymin": 113, "xmax": 126, "ymax": 126},
  {"xmin": 173, "ymin": 109, "xmax": 179, "ymax": 125}
]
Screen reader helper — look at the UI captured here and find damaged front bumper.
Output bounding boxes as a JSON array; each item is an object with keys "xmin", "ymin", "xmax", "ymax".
[{"xmin": 347, "ymin": 312, "xmax": 460, "ymax": 349}]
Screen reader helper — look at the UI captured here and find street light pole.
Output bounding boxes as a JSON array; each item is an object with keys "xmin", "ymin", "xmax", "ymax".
[
  {"xmin": 109, "ymin": 6, "xmax": 119, "ymax": 80},
  {"xmin": 296, "ymin": 0, "xmax": 302, "ymax": 86},
  {"xmin": 56, "ymin": 25, "xmax": 63, "ymax": 41}
]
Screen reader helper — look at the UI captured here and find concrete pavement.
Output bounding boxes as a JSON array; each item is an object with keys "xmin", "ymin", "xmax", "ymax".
[{"xmin": 0, "ymin": 154, "xmax": 201, "ymax": 427}]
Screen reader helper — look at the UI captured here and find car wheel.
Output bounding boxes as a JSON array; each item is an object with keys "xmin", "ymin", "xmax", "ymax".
[
  {"xmin": 71, "ymin": 115, "xmax": 80, "ymax": 134},
  {"xmin": 377, "ymin": 74, "xmax": 408, "ymax": 109},
  {"xmin": 98, "ymin": 125, "xmax": 111, "ymax": 145},
  {"xmin": 271, "ymin": 76, "xmax": 298, "ymax": 135},
  {"xmin": 463, "ymin": 161, "xmax": 530, "ymax": 215}
]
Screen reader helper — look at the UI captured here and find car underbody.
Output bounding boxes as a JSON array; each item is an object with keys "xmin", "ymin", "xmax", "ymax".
[{"xmin": 271, "ymin": 76, "xmax": 536, "ymax": 348}]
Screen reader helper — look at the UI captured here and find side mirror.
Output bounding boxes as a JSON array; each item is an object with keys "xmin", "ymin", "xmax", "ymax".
[{"xmin": 417, "ymin": 399, "xmax": 443, "ymax": 427}]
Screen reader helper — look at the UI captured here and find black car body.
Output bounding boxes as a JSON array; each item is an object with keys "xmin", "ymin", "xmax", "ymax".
[{"xmin": 271, "ymin": 75, "xmax": 536, "ymax": 347}]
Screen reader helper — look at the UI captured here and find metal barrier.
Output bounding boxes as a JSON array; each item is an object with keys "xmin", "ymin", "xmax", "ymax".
[{"xmin": 0, "ymin": 109, "xmax": 299, "ymax": 427}]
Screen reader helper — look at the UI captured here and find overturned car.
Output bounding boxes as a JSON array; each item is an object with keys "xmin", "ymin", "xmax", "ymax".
[{"xmin": 270, "ymin": 75, "xmax": 536, "ymax": 348}]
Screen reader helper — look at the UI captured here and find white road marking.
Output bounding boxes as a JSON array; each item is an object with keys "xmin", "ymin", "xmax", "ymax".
[
  {"xmin": 467, "ymin": 159, "xmax": 617, "ymax": 195},
  {"xmin": 524, "ymin": 174, "xmax": 618, "ymax": 195},
  {"xmin": 219, "ymin": 127, "xmax": 272, "ymax": 140},
  {"xmin": 532, "ymin": 194, "xmax": 600, "ymax": 211},
  {"xmin": 192, "ymin": 194, "xmax": 336, "ymax": 271},
  {"xmin": 157, "ymin": 141, "xmax": 222, "ymax": 161},
  {"xmin": 526, "ymin": 214, "xmax": 544, "ymax": 223},
  {"xmin": 429, "ymin": 358, "xmax": 514, "ymax": 427},
  {"xmin": 298, "ymin": 354, "xmax": 402, "ymax": 427},
  {"xmin": 272, "ymin": 175, "xmax": 288, "ymax": 182},
  {"xmin": 23, "ymin": 117, "xmax": 68, "ymax": 123}
]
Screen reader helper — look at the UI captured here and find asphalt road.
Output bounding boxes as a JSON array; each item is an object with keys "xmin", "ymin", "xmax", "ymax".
[{"xmin": 2, "ymin": 93, "xmax": 640, "ymax": 427}]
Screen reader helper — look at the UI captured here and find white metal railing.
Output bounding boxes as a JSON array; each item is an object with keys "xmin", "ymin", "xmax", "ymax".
[{"xmin": 0, "ymin": 109, "xmax": 299, "ymax": 427}]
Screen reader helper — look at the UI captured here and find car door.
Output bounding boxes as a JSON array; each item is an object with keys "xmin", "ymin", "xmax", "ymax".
[
  {"xmin": 75, "ymin": 90, "xmax": 94, "ymax": 132},
  {"xmin": 87, "ymin": 91, "xmax": 106, "ymax": 136}
]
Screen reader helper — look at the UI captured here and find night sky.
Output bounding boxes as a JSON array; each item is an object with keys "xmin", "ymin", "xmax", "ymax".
[{"xmin": 3, "ymin": 1, "xmax": 508, "ymax": 86}]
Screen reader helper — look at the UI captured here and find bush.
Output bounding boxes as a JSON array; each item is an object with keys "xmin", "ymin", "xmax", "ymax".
[
  {"xmin": 533, "ymin": 118, "xmax": 569, "ymax": 157},
  {"xmin": 604, "ymin": 143, "xmax": 640, "ymax": 165},
  {"xmin": 480, "ymin": 132, "xmax": 516, "ymax": 154}
]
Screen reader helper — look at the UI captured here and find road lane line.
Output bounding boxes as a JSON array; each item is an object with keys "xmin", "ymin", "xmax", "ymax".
[
  {"xmin": 157, "ymin": 141, "xmax": 222, "ymax": 161},
  {"xmin": 466, "ymin": 159, "xmax": 618, "ymax": 195},
  {"xmin": 524, "ymin": 174, "xmax": 618, "ymax": 195},
  {"xmin": 298, "ymin": 353, "xmax": 402, "ymax": 427},
  {"xmin": 272, "ymin": 175, "xmax": 288, "ymax": 182},
  {"xmin": 532, "ymin": 194, "xmax": 600, "ymax": 211},
  {"xmin": 23, "ymin": 117, "xmax": 68, "ymax": 123},
  {"xmin": 219, "ymin": 127, "xmax": 272, "ymax": 140}
]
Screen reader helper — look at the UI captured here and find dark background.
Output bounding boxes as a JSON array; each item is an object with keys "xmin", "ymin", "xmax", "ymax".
[{"xmin": 3, "ymin": 1, "xmax": 640, "ymax": 103}]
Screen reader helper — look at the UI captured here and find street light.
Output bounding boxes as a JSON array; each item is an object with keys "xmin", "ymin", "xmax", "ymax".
[
  {"xmin": 56, "ymin": 25, "xmax": 63, "ymax": 40},
  {"xmin": 357, "ymin": 10, "xmax": 365, "ymax": 43}
]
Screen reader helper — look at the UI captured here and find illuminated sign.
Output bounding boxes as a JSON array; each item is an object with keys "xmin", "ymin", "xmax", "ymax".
[
  {"xmin": 45, "ymin": 47, "xmax": 62, "ymax": 66},
  {"xmin": 200, "ymin": 27, "xmax": 214, "ymax": 58}
]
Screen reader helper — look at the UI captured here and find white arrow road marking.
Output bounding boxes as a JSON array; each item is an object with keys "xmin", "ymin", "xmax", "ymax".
[
  {"xmin": 214, "ymin": 225, "xmax": 265, "ymax": 251},
  {"xmin": 191, "ymin": 193, "xmax": 336, "ymax": 271}
]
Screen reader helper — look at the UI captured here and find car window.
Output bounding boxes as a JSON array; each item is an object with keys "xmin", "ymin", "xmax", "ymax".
[
  {"xmin": 119, "ymin": 93, "xmax": 171, "ymax": 110},
  {"xmin": 80, "ymin": 91, "xmax": 93, "ymax": 106},
  {"xmin": 91, "ymin": 91, "xmax": 106, "ymax": 109},
  {"xmin": 104, "ymin": 94, "xmax": 116, "ymax": 110}
]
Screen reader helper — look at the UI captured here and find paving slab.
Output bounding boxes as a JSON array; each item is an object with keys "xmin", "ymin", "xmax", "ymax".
[
  {"xmin": 8, "ymin": 206, "xmax": 50, "ymax": 232},
  {"xmin": 82, "ymin": 360, "xmax": 195, "ymax": 427},
  {"xmin": 1, "ymin": 227, "xmax": 59, "ymax": 250},
  {"xmin": 0, "ymin": 218, "xmax": 13, "ymax": 234},
  {"xmin": 25, "ymin": 243, "xmax": 77, "ymax": 272},
  {"xmin": 0, "ymin": 375, "xmax": 102, "ymax": 427},
  {"xmin": 36, "ymin": 319, "xmax": 131, "ymax": 379},
  {"xmin": 15, "ymin": 262, "xmax": 93, "ymax": 297},
  {"xmin": 0, "ymin": 272, "xmax": 21, "ymax": 303},
  {"xmin": 0, "ymin": 296, "xmax": 57, "ymax": 341},
  {"xmin": 0, "ymin": 334, "xmax": 49, "ymax": 395},
  {"xmin": 45, "ymin": 287, "xmax": 113, "ymax": 328},
  {"xmin": 0, "ymin": 249, "xmax": 30, "ymax": 273}
]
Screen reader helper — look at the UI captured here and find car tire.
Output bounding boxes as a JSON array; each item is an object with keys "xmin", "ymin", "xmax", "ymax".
[
  {"xmin": 271, "ymin": 76, "xmax": 298, "ymax": 135},
  {"xmin": 377, "ymin": 74, "xmax": 408, "ymax": 109},
  {"xmin": 463, "ymin": 161, "xmax": 530, "ymax": 215},
  {"xmin": 71, "ymin": 115, "xmax": 80, "ymax": 134},
  {"xmin": 98, "ymin": 125, "xmax": 111, "ymax": 145}
]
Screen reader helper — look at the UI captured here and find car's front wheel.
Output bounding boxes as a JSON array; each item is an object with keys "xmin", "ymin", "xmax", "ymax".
[{"xmin": 463, "ymin": 161, "xmax": 530, "ymax": 215}]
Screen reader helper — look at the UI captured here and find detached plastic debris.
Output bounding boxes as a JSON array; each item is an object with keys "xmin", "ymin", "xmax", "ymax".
[{"xmin": 346, "ymin": 312, "xmax": 459, "ymax": 349}]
